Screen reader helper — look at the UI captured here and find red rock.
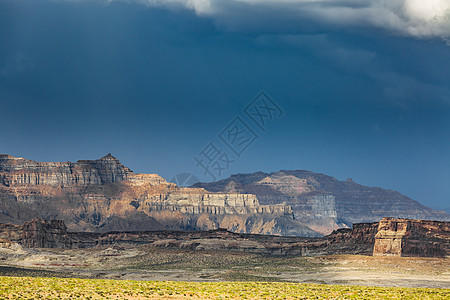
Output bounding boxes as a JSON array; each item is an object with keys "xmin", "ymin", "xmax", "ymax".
[
  {"xmin": 1, "ymin": 217, "xmax": 447, "ymax": 258},
  {"xmin": 373, "ymin": 217, "xmax": 449, "ymax": 257},
  {"xmin": 0, "ymin": 154, "xmax": 317, "ymax": 237}
]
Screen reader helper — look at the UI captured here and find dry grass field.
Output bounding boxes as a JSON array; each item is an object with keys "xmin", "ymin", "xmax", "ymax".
[
  {"xmin": 2, "ymin": 246, "xmax": 449, "ymax": 288},
  {"xmin": 0, "ymin": 276, "xmax": 448, "ymax": 299}
]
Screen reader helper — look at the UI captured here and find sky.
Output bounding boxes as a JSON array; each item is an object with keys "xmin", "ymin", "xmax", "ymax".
[{"xmin": 1, "ymin": 0, "xmax": 450, "ymax": 210}]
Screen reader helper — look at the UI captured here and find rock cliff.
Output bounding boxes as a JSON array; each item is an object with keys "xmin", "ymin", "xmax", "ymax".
[
  {"xmin": 0, "ymin": 219, "xmax": 72, "ymax": 249},
  {"xmin": 373, "ymin": 218, "xmax": 449, "ymax": 257},
  {"xmin": 0, "ymin": 154, "xmax": 317, "ymax": 237},
  {"xmin": 193, "ymin": 171, "xmax": 450, "ymax": 234},
  {"xmin": 21, "ymin": 219, "xmax": 73, "ymax": 248},
  {"xmin": 0, "ymin": 153, "xmax": 131, "ymax": 186},
  {"xmin": 0, "ymin": 217, "xmax": 447, "ymax": 257}
]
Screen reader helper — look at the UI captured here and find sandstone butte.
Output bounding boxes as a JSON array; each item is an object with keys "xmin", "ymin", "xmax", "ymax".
[
  {"xmin": 0, "ymin": 154, "xmax": 318, "ymax": 237},
  {"xmin": 0, "ymin": 217, "xmax": 448, "ymax": 258}
]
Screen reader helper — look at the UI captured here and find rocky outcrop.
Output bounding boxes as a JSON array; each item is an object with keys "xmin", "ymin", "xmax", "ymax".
[
  {"xmin": 323, "ymin": 222, "xmax": 379, "ymax": 255},
  {"xmin": 0, "ymin": 153, "xmax": 131, "ymax": 187},
  {"xmin": 1, "ymin": 217, "xmax": 447, "ymax": 257},
  {"xmin": 0, "ymin": 223, "xmax": 22, "ymax": 249},
  {"xmin": 373, "ymin": 218, "xmax": 449, "ymax": 257},
  {"xmin": 0, "ymin": 219, "xmax": 72, "ymax": 249},
  {"xmin": 193, "ymin": 171, "xmax": 450, "ymax": 235},
  {"xmin": 21, "ymin": 219, "xmax": 73, "ymax": 248},
  {"xmin": 0, "ymin": 154, "xmax": 317, "ymax": 237}
]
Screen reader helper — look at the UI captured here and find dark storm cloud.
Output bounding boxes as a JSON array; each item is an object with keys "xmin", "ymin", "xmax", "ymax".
[
  {"xmin": 1, "ymin": 0, "xmax": 450, "ymax": 210},
  {"xmin": 130, "ymin": 0, "xmax": 450, "ymax": 40}
]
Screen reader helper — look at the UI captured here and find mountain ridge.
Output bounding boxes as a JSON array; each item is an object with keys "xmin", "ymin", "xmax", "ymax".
[
  {"xmin": 0, "ymin": 154, "xmax": 319, "ymax": 237},
  {"xmin": 192, "ymin": 169, "xmax": 449, "ymax": 234}
]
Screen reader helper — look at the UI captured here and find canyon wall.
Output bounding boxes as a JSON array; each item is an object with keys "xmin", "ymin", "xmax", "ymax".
[
  {"xmin": 3, "ymin": 153, "xmax": 448, "ymax": 239},
  {"xmin": 373, "ymin": 218, "xmax": 449, "ymax": 257},
  {"xmin": 0, "ymin": 217, "xmax": 447, "ymax": 257},
  {"xmin": 193, "ymin": 171, "xmax": 450, "ymax": 235},
  {"xmin": 0, "ymin": 154, "xmax": 317, "ymax": 237},
  {"xmin": 0, "ymin": 153, "xmax": 132, "ymax": 187}
]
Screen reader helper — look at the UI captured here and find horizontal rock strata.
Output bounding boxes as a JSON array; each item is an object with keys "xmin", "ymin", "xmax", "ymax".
[
  {"xmin": 193, "ymin": 171, "xmax": 450, "ymax": 235},
  {"xmin": 0, "ymin": 154, "xmax": 316, "ymax": 237},
  {"xmin": 0, "ymin": 217, "xmax": 448, "ymax": 257},
  {"xmin": 373, "ymin": 217, "xmax": 450, "ymax": 257}
]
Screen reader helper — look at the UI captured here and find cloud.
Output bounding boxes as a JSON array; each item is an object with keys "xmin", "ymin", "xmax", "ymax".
[
  {"xmin": 257, "ymin": 32, "xmax": 450, "ymax": 108},
  {"xmin": 120, "ymin": 0, "xmax": 450, "ymax": 40}
]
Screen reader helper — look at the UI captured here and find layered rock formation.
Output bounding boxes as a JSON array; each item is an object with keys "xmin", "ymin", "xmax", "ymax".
[
  {"xmin": 0, "ymin": 219, "xmax": 71, "ymax": 249},
  {"xmin": 0, "ymin": 154, "xmax": 317, "ymax": 237},
  {"xmin": 193, "ymin": 171, "xmax": 450, "ymax": 234},
  {"xmin": 21, "ymin": 219, "xmax": 73, "ymax": 248},
  {"xmin": 1, "ymin": 218, "xmax": 448, "ymax": 257},
  {"xmin": 0, "ymin": 153, "xmax": 131, "ymax": 187},
  {"xmin": 373, "ymin": 218, "xmax": 450, "ymax": 257}
]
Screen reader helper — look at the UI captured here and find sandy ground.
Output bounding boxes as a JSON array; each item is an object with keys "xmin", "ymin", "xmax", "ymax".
[{"xmin": 1, "ymin": 246, "xmax": 448, "ymax": 288}]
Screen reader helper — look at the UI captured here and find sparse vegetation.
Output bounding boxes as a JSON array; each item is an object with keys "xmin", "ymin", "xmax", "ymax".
[
  {"xmin": 120, "ymin": 247, "xmax": 324, "ymax": 272},
  {"xmin": 2, "ymin": 246, "xmax": 449, "ymax": 288},
  {"xmin": 0, "ymin": 266, "xmax": 79, "ymax": 279},
  {"xmin": 0, "ymin": 276, "xmax": 448, "ymax": 299}
]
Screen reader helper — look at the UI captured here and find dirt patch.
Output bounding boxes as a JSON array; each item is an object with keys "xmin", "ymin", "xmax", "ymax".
[{"xmin": 1, "ymin": 246, "xmax": 448, "ymax": 288}]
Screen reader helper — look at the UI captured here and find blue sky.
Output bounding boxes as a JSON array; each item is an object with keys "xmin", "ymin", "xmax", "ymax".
[{"xmin": 1, "ymin": 0, "xmax": 450, "ymax": 209}]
